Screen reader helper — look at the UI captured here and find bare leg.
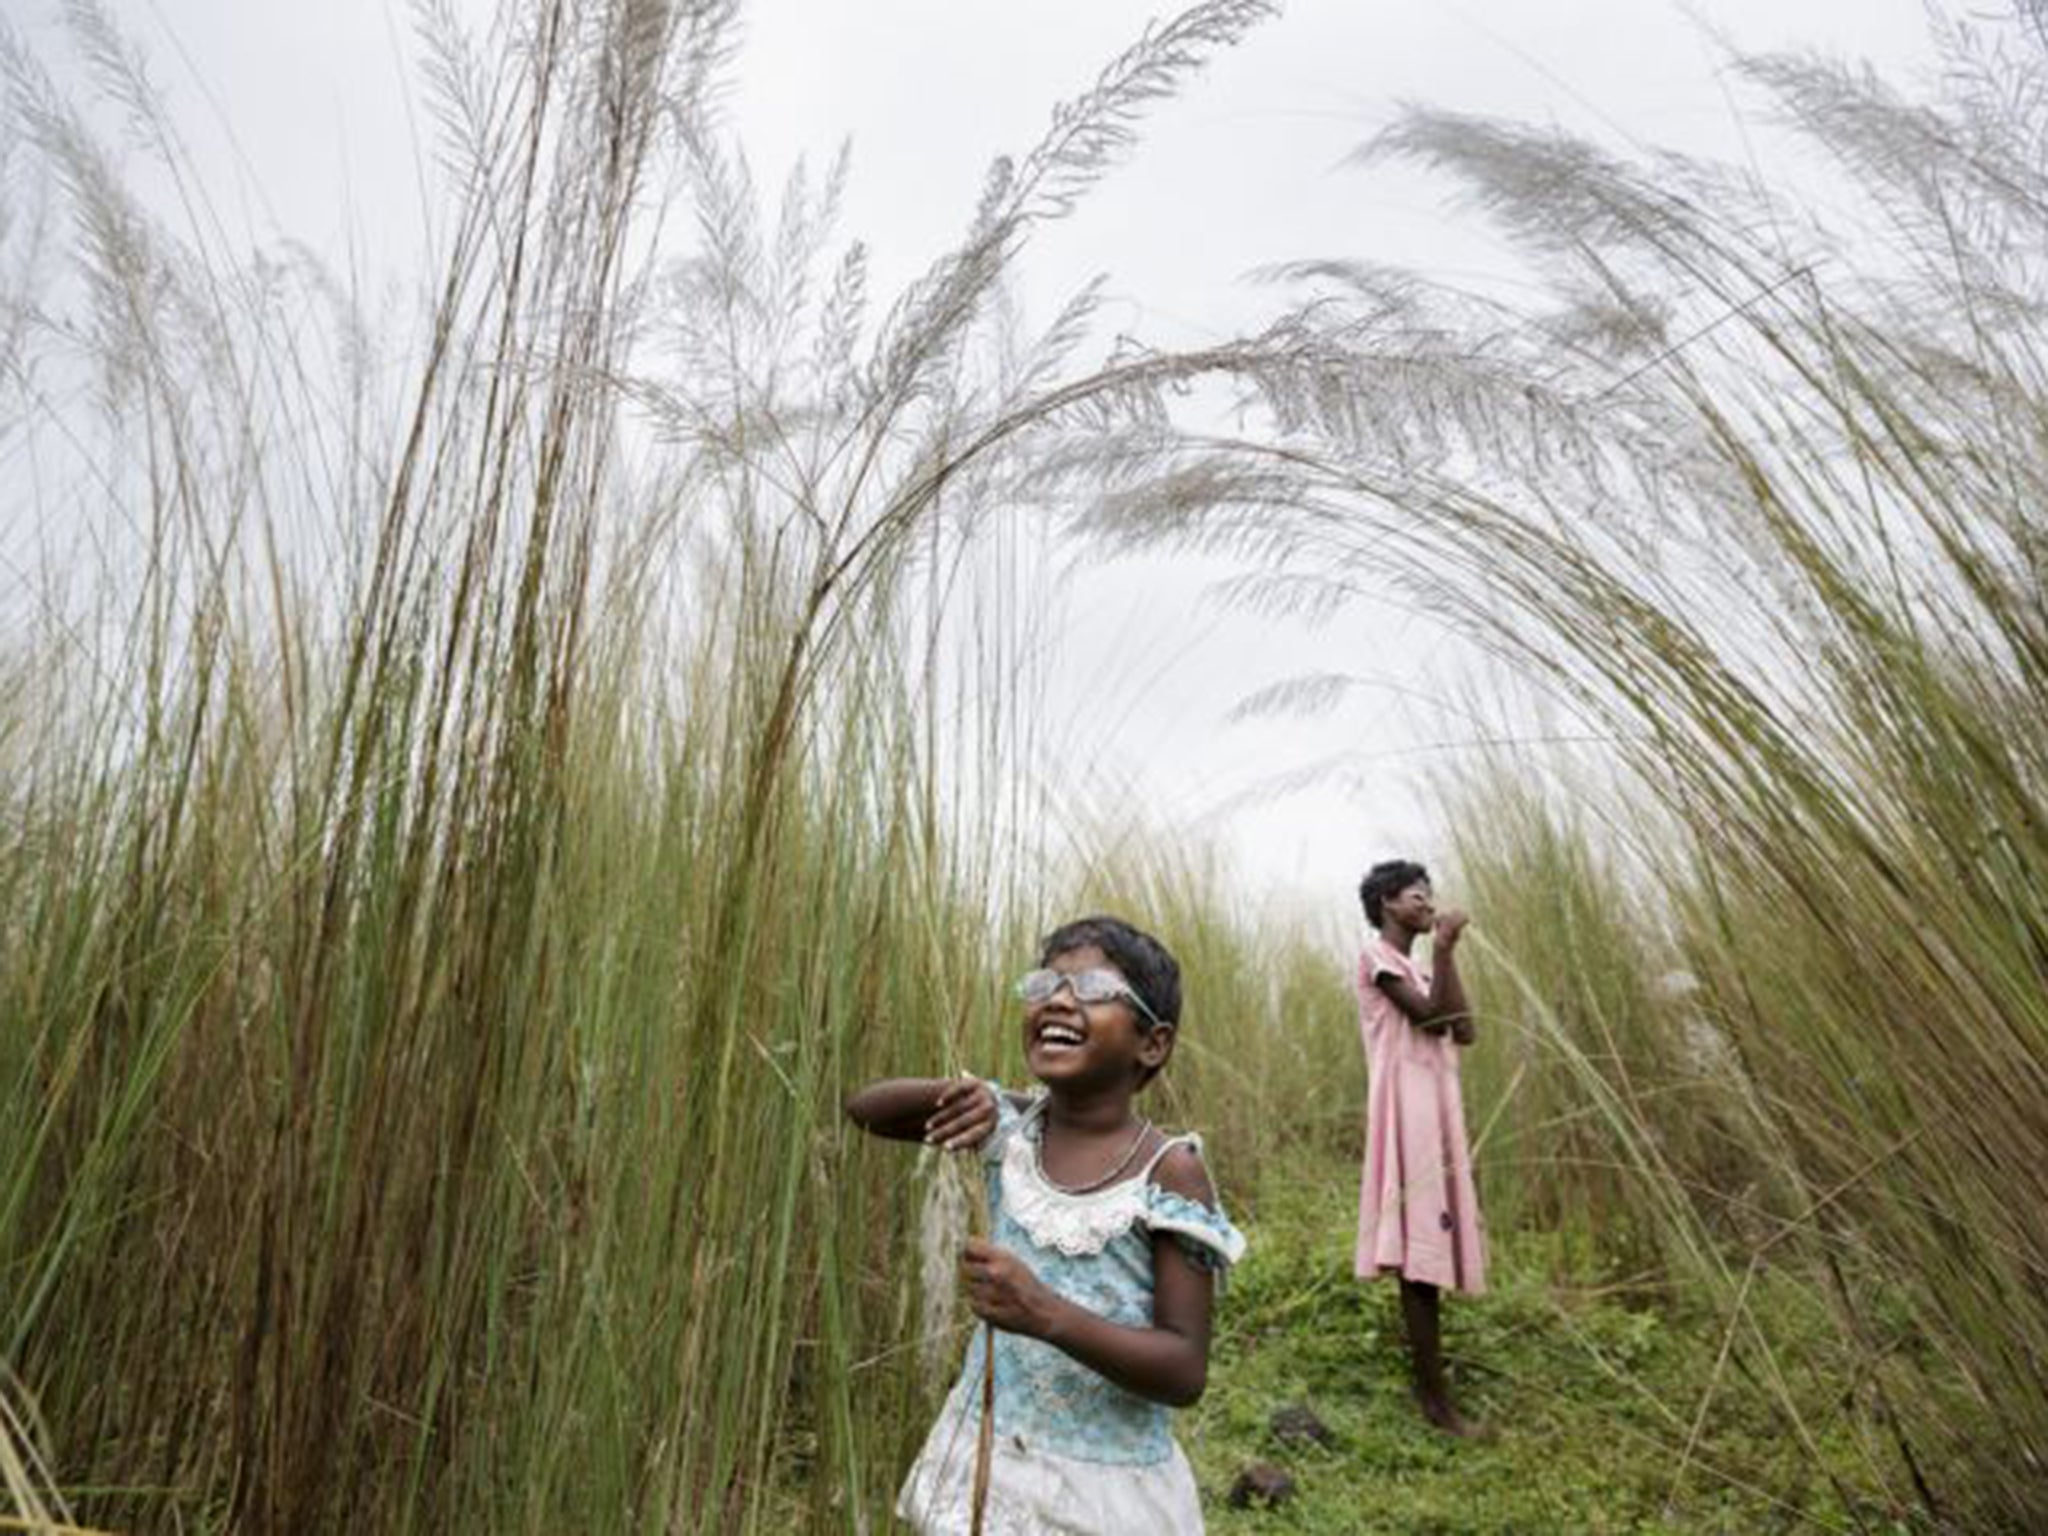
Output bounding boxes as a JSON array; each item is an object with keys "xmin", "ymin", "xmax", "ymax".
[{"xmin": 1399, "ymin": 1278, "xmax": 1471, "ymax": 1436}]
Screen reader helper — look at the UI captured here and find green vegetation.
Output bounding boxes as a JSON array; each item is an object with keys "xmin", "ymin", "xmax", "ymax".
[
  {"xmin": 3, "ymin": 0, "xmax": 2045, "ymax": 1531},
  {"xmin": 1080, "ymin": 14, "xmax": 2048, "ymax": 1530},
  {"xmin": 0, "ymin": 5, "xmax": 1322, "ymax": 1530},
  {"xmin": 1189, "ymin": 1169, "xmax": 1927, "ymax": 1535}
]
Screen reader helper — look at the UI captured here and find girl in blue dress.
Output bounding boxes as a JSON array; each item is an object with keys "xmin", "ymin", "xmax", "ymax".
[{"xmin": 846, "ymin": 914, "xmax": 1245, "ymax": 1534}]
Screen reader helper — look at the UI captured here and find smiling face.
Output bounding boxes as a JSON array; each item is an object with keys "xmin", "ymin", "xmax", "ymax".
[{"xmin": 1022, "ymin": 944, "xmax": 1173, "ymax": 1091}]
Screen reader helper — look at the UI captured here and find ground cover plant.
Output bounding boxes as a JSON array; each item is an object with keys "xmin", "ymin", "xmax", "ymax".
[
  {"xmin": 1076, "ymin": 8, "xmax": 2048, "ymax": 1528},
  {"xmin": 1185, "ymin": 1165, "xmax": 1924, "ymax": 1535}
]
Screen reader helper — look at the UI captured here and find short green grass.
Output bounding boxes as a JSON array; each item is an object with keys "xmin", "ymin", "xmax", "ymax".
[{"xmin": 1182, "ymin": 1167, "xmax": 1927, "ymax": 1535}]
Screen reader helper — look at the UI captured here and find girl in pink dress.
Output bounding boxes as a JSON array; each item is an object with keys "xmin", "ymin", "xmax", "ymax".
[{"xmin": 1355, "ymin": 859, "xmax": 1485, "ymax": 1434}]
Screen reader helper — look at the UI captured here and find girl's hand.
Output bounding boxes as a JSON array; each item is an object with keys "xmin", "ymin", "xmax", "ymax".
[
  {"xmin": 924, "ymin": 1076, "xmax": 997, "ymax": 1152},
  {"xmin": 962, "ymin": 1239, "xmax": 1057, "ymax": 1337},
  {"xmin": 1432, "ymin": 909, "xmax": 1470, "ymax": 949}
]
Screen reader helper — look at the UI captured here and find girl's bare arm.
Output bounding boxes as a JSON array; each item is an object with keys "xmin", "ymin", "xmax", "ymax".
[
  {"xmin": 1377, "ymin": 912, "xmax": 1476, "ymax": 1043},
  {"xmin": 843, "ymin": 1076, "xmax": 997, "ymax": 1149},
  {"xmin": 961, "ymin": 1144, "xmax": 1217, "ymax": 1407}
]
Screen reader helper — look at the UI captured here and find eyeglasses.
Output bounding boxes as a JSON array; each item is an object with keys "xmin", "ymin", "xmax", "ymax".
[{"xmin": 1014, "ymin": 967, "xmax": 1164, "ymax": 1029}]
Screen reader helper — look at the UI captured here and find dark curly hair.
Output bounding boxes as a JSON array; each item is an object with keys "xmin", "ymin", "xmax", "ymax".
[{"xmin": 1358, "ymin": 859, "xmax": 1429, "ymax": 927}]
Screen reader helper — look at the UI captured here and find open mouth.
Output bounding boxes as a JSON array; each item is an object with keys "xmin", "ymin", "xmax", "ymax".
[{"xmin": 1034, "ymin": 1022, "xmax": 1086, "ymax": 1054}]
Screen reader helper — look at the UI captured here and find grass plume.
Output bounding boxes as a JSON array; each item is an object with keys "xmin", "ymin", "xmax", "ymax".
[
  {"xmin": 1073, "ymin": 10, "xmax": 2048, "ymax": 1525},
  {"xmin": 0, "ymin": 2, "xmax": 1294, "ymax": 1529}
]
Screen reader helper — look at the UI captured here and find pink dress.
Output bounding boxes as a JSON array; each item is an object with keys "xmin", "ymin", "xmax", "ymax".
[{"xmin": 1355, "ymin": 938, "xmax": 1486, "ymax": 1293}]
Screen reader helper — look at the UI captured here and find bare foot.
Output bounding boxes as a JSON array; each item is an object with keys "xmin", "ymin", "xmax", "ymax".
[{"xmin": 1413, "ymin": 1389, "xmax": 1487, "ymax": 1440}]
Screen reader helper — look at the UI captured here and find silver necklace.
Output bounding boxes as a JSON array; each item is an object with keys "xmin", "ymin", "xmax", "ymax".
[{"xmin": 1035, "ymin": 1116, "xmax": 1153, "ymax": 1196}]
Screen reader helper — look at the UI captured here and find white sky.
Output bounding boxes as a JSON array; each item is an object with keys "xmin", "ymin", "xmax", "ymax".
[{"xmin": 15, "ymin": 0, "xmax": 1944, "ymax": 918}]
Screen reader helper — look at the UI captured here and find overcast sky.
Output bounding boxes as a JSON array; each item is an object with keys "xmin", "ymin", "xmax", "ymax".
[{"xmin": 17, "ymin": 0, "xmax": 1945, "ymax": 918}]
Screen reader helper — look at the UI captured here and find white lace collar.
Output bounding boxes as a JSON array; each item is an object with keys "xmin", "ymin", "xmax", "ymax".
[{"xmin": 998, "ymin": 1102, "xmax": 1184, "ymax": 1257}]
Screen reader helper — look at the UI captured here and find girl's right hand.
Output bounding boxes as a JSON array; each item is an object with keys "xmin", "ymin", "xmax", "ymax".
[
  {"xmin": 1432, "ymin": 909, "xmax": 1470, "ymax": 948},
  {"xmin": 925, "ymin": 1076, "xmax": 997, "ymax": 1152},
  {"xmin": 962, "ymin": 1238, "xmax": 1056, "ymax": 1337}
]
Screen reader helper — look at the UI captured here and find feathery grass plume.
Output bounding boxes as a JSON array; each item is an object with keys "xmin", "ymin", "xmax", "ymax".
[
  {"xmin": 0, "ymin": 1, "xmax": 1294, "ymax": 1529},
  {"xmin": 1068, "ymin": 8, "xmax": 2048, "ymax": 1525},
  {"xmin": 914, "ymin": 1149, "xmax": 974, "ymax": 1391}
]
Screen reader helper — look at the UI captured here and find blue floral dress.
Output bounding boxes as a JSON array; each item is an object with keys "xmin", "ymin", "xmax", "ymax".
[{"xmin": 897, "ymin": 1090, "xmax": 1246, "ymax": 1534}]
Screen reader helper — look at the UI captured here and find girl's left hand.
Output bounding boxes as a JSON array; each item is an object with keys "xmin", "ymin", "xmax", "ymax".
[
  {"xmin": 925, "ymin": 1076, "xmax": 998, "ymax": 1152},
  {"xmin": 962, "ymin": 1239, "xmax": 1056, "ymax": 1338}
]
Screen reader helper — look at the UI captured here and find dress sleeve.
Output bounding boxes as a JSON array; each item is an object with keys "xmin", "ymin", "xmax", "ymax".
[
  {"xmin": 977, "ymin": 1080, "xmax": 1032, "ymax": 1167},
  {"xmin": 1144, "ymin": 1182, "xmax": 1248, "ymax": 1275}
]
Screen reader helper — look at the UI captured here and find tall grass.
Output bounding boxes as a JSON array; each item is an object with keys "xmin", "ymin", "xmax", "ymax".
[
  {"xmin": 1438, "ymin": 769, "xmax": 1711, "ymax": 1272},
  {"xmin": 0, "ymin": 2, "xmax": 1321, "ymax": 1530},
  {"xmin": 1066, "ymin": 832, "xmax": 1358, "ymax": 1190},
  {"xmin": 1079, "ymin": 10, "xmax": 2048, "ymax": 1526}
]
